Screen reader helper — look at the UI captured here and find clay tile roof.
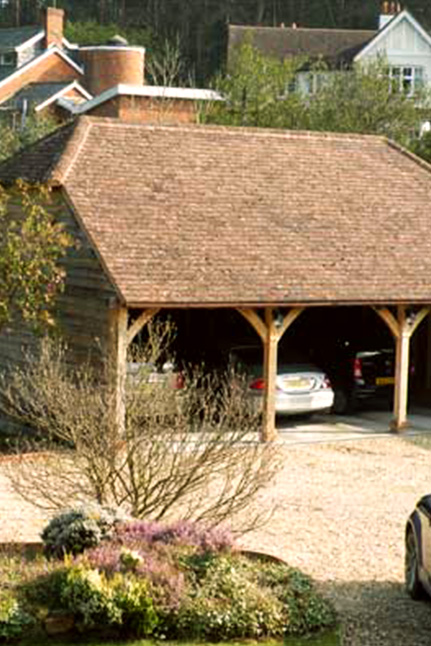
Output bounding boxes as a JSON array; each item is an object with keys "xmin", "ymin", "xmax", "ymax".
[
  {"xmin": 2, "ymin": 116, "xmax": 431, "ymax": 307},
  {"xmin": 228, "ymin": 24, "xmax": 377, "ymax": 66}
]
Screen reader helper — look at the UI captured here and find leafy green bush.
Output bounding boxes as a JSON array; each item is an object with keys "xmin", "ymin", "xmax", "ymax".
[
  {"xmin": 41, "ymin": 505, "xmax": 127, "ymax": 558},
  {"xmin": 111, "ymin": 575, "xmax": 158, "ymax": 637},
  {"xmin": 257, "ymin": 560, "xmax": 337, "ymax": 635},
  {"xmin": 59, "ymin": 565, "xmax": 121, "ymax": 629},
  {"xmin": 0, "ymin": 591, "xmax": 34, "ymax": 640},
  {"xmin": 171, "ymin": 556, "xmax": 286, "ymax": 640},
  {"xmin": 162, "ymin": 554, "xmax": 335, "ymax": 640},
  {"xmin": 59, "ymin": 565, "xmax": 157, "ymax": 637}
]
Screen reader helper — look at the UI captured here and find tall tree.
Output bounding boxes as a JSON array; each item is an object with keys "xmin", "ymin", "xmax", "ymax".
[{"xmin": 0, "ymin": 181, "xmax": 72, "ymax": 334}]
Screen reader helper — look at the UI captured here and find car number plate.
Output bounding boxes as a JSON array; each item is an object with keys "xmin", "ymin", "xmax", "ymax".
[
  {"xmin": 376, "ymin": 376, "xmax": 395, "ymax": 386},
  {"xmin": 282, "ymin": 377, "xmax": 312, "ymax": 390}
]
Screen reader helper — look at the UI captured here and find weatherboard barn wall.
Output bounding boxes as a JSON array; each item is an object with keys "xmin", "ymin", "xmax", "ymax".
[{"xmin": 0, "ymin": 190, "xmax": 117, "ymax": 435}]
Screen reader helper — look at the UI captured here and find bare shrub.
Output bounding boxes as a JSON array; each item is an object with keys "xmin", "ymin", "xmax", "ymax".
[{"xmin": 0, "ymin": 326, "xmax": 280, "ymax": 531}]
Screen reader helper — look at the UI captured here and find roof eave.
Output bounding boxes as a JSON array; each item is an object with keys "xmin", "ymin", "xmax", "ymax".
[
  {"xmin": 35, "ymin": 81, "xmax": 93, "ymax": 112},
  {"xmin": 124, "ymin": 297, "xmax": 431, "ymax": 309}
]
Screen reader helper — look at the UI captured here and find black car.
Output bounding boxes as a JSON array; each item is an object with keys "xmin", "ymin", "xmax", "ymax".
[
  {"xmin": 405, "ymin": 495, "xmax": 431, "ymax": 599},
  {"xmin": 321, "ymin": 346, "xmax": 396, "ymax": 414}
]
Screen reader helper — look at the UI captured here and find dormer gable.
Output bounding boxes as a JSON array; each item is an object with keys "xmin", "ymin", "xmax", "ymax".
[{"xmin": 355, "ymin": 9, "xmax": 431, "ymax": 62}]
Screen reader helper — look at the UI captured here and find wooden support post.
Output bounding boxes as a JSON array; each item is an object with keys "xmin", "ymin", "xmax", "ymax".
[
  {"xmin": 109, "ymin": 306, "xmax": 129, "ymax": 434},
  {"xmin": 394, "ymin": 316, "xmax": 410, "ymax": 431},
  {"xmin": 374, "ymin": 305, "xmax": 430, "ymax": 432},
  {"xmin": 109, "ymin": 306, "xmax": 160, "ymax": 434},
  {"xmin": 238, "ymin": 306, "xmax": 304, "ymax": 442},
  {"xmin": 263, "ymin": 308, "xmax": 278, "ymax": 442}
]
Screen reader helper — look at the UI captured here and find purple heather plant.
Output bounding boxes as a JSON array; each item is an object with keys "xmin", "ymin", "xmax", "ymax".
[
  {"xmin": 116, "ymin": 520, "xmax": 235, "ymax": 554},
  {"xmin": 79, "ymin": 541, "xmax": 186, "ymax": 611}
]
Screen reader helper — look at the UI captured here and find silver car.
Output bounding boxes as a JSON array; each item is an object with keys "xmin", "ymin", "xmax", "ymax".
[
  {"xmin": 405, "ymin": 494, "xmax": 431, "ymax": 599},
  {"xmin": 230, "ymin": 346, "xmax": 334, "ymax": 416}
]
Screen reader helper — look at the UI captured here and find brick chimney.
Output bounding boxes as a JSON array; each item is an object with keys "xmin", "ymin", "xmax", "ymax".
[{"xmin": 44, "ymin": 7, "xmax": 64, "ymax": 49}]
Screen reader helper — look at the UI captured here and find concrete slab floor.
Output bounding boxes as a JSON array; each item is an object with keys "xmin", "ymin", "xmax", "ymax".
[{"xmin": 276, "ymin": 408, "xmax": 431, "ymax": 445}]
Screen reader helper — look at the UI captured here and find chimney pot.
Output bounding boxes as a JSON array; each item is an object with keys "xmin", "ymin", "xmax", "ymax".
[{"xmin": 107, "ymin": 34, "xmax": 129, "ymax": 46}]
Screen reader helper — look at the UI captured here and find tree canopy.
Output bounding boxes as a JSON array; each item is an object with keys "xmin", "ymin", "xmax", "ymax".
[
  {"xmin": 0, "ymin": 181, "xmax": 72, "ymax": 334},
  {"xmin": 205, "ymin": 44, "xmax": 428, "ymax": 151}
]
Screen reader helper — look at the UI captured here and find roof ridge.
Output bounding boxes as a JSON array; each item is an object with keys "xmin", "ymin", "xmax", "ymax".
[
  {"xmin": 229, "ymin": 24, "xmax": 376, "ymax": 34},
  {"xmin": 82, "ymin": 117, "xmax": 387, "ymax": 144}
]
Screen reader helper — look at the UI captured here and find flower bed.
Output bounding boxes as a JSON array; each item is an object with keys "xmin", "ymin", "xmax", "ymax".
[{"xmin": 0, "ymin": 511, "xmax": 336, "ymax": 642}]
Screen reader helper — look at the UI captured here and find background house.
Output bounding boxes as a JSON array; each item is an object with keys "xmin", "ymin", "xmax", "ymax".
[{"xmin": 228, "ymin": 3, "xmax": 431, "ymax": 96}]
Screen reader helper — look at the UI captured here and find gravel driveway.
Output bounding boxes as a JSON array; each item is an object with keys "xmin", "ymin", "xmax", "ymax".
[
  {"xmin": 242, "ymin": 435, "xmax": 431, "ymax": 645},
  {"xmin": 1, "ymin": 431, "xmax": 431, "ymax": 644}
]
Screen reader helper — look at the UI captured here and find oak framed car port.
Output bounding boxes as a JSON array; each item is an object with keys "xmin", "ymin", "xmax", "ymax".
[
  {"xmin": 4, "ymin": 120, "xmax": 431, "ymax": 444},
  {"xmin": 109, "ymin": 303, "xmax": 430, "ymax": 443}
]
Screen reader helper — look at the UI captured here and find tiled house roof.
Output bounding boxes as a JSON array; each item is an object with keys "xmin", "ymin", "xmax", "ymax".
[
  {"xmin": 1, "ymin": 117, "xmax": 431, "ymax": 307},
  {"xmin": 1, "ymin": 81, "xmax": 85, "ymax": 109},
  {"xmin": 228, "ymin": 25, "xmax": 377, "ymax": 66},
  {"xmin": 0, "ymin": 25, "xmax": 42, "ymax": 50}
]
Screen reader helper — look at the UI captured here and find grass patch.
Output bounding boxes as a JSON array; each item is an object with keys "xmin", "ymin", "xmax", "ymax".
[{"xmin": 18, "ymin": 634, "xmax": 339, "ymax": 646}]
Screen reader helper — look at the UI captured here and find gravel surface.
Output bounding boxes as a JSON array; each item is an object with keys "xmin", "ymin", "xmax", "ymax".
[
  {"xmin": 241, "ymin": 436, "xmax": 431, "ymax": 645},
  {"xmin": 1, "ymin": 434, "xmax": 431, "ymax": 644}
]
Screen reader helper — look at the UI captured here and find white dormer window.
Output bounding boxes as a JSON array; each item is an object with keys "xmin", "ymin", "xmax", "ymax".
[
  {"xmin": 388, "ymin": 65, "xmax": 424, "ymax": 96},
  {"xmin": 0, "ymin": 52, "xmax": 15, "ymax": 66}
]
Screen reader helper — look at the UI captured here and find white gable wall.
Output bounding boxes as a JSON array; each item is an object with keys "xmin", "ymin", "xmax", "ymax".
[{"xmin": 357, "ymin": 15, "xmax": 431, "ymax": 87}]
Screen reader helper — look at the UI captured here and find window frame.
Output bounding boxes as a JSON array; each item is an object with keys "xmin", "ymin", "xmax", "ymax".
[{"xmin": 388, "ymin": 65, "xmax": 424, "ymax": 96}]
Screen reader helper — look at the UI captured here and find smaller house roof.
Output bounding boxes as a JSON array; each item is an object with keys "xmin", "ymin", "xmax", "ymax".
[
  {"xmin": 59, "ymin": 83, "xmax": 223, "ymax": 115},
  {"xmin": 228, "ymin": 24, "xmax": 376, "ymax": 66},
  {"xmin": 2, "ymin": 81, "xmax": 92, "ymax": 112},
  {"xmin": 0, "ymin": 25, "xmax": 42, "ymax": 50},
  {"xmin": 3, "ymin": 82, "xmax": 70, "ymax": 107}
]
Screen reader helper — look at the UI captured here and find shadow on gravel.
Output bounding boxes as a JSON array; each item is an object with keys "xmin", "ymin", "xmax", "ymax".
[{"xmin": 317, "ymin": 580, "xmax": 431, "ymax": 646}]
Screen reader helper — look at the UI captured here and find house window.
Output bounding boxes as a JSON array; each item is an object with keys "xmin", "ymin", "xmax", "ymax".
[
  {"xmin": 0, "ymin": 52, "xmax": 15, "ymax": 66},
  {"xmin": 388, "ymin": 66, "xmax": 424, "ymax": 96},
  {"xmin": 300, "ymin": 71, "xmax": 330, "ymax": 95}
]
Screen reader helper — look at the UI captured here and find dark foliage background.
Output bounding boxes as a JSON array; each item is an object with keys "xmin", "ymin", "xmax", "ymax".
[{"xmin": 1, "ymin": 1, "xmax": 431, "ymax": 82}]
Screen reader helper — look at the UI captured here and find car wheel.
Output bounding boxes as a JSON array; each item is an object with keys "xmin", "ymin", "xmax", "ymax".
[
  {"xmin": 332, "ymin": 389, "xmax": 351, "ymax": 415},
  {"xmin": 405, "ymin": 528, "xmax": 425, "ymax": 600}
]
